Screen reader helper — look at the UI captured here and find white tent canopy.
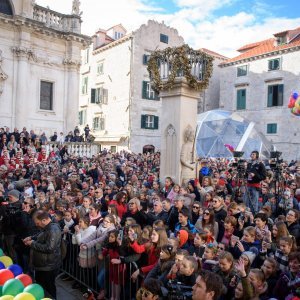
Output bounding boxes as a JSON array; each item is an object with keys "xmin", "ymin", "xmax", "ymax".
[{"xmin": 196, "ymin": 110, "xmax": 272, "ymax": 159}]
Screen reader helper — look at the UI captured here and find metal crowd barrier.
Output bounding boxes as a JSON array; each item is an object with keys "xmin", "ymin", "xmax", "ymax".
[{"xmin": 61, "ymin": 233, "xmax": 141, "ymax": 299}]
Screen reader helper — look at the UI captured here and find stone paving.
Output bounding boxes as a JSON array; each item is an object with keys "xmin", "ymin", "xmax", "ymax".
[{"xmin": 56, "ymin": 274, "xmax": 85, "ymax": 300}]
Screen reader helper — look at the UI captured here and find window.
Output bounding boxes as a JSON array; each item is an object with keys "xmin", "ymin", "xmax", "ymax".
[
  {"xmin": 237, "ymin": 65, "xmax": 248, "ymax": 77},
  {"xmin": 97, "ymin": 63, "xmax": 104, "ymax": 75},
  {"xmin": 267, "ymin": 123, "xmax": 277, "ymax": 134},
  {"xmin": 236, "ymin": 89, "xmax": 246, "ymax": 110},
  {"xmin": 111, "ymin": 146, "xmax": 117, "ymax": 153},
  {"xmin": 40, "ymin": 81, "xmax": 53, "ymax": 110},
  {"xmin": 141, "ymin": 115, "xmax": 159, "ymax": 129},
  {"xmin": 114, "ymin": 32, "xmax": 123, "ymax": 40},
  {"xmin": 81, "ymin": 77, "xmax": 88, "ymax": 95},
  {"xmin": 78, "ymin": 110, "xmax": 87, "ymax": 125},
  {"xmin": 142, "ymin": 81, "xmax": 159, "ymax": 100},
  {"xmin": 277, "ymin": 36, "xmax": 287, "ymax": 45},
  {"xmin": 93, "ymin": 115, "xmax": 105, "ymax": 130},
  {"xmin": 160, "ymin": 34, "xmax": 169, "ymax": 44},
  {"xmin": 83, "ymin": 48, "xmax": 89, "ymax": 64},
  {"xmin": 268, "ymin": 58, "xmax": 280, "ymax": 71},
  {"xmin": 0, "ymin": 0, "xmax": 13, "ymax": 15},
  {"xmin": 93, "ymin": 117, "xmax": 99, "ymax": 130},
  {"xmin": 267, "ymin": 84, "xmax": 283, "ymax": 107},
  {"xmin": 91, "ymin": 87, "xmax": 108, "ymax": 104},
  {"xmin": 143, "ymin": 54, "xmax": 150, "ymax": 65}
]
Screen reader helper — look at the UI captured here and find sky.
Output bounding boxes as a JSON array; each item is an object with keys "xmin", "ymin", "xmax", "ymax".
[{"xmin": 36, "ymin": 0, "xmax": 300, "ymax": 57}]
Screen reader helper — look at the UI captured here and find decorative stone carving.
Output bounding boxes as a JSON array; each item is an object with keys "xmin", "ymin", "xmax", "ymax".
[
  {"xmin": 0, "ymin": 50, "xmax": 8, "ymax": 96},
  {"xmin": 11, "ymin": 47, "xmax": 36, "ymax": 61},
  {"xmin": 63, "ymin": 58, "xmax": 81, "ymax": 67},
  {"xmin": 165, "ymin": 124, "xmax": 176, "ymax": 178},
  {"xmin": 72, "ymin": 0, "xmax": 82, "ymax": 16},
  {"xmin": 180, "ymin": 125, "xmax": 196, "ymax": 186}
]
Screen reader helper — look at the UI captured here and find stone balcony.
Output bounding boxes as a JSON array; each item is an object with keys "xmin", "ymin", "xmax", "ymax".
[
  {"xmin": 33, "ymin": 5, "xmax": 81, "ymax": 34},
  {"xmin": 46, "ymin": 142, "xmax": 101, "ymax": 158}
]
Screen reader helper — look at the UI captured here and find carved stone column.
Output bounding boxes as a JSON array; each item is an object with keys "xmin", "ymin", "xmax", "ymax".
[{"xmin": 160, "ymin": 78, "xmax": 200, "ymax": 185}]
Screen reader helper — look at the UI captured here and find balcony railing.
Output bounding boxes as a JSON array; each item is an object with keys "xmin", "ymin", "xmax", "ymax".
[
  {"xmin": 46, "ymin": 142, "xmax": 100, "ymax": 158},
  {"xmin": 33, "ymin": 5, "xmax": 81, "ymax": 34}
]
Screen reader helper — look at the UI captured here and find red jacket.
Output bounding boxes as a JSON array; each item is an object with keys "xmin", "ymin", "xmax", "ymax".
[
  {"xmin": 102, "ymin": 247, "xmax": 124, "ymax": 284},
  {"xmin": 130, "ymin": 241, "xmax": 159, "ymax": 274}
]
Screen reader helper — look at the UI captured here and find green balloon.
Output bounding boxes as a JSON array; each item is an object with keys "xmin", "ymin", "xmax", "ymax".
[
  {"xmin": 24, "ymin": 284, "xmax": 45, "ymax": 300},
  {"xmin": 0, "ymin": 249, "xmax": 3, "ymax": 257},
  {"xmin": 2, "ymin": 279, "xmax": 24, "ymax": 296},
  {"xmin": 0, "ymin": 286, "xmax": 2, "ymax": 296}
]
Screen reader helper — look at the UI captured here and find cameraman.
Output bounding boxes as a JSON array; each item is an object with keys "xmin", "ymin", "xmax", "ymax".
[
  {"xmin": 244, "ymin": 151, "xmax": 266, "ymax": 213},
  {"xmin": 1, "ymin": 189, "xmax": 22, "ymax": 261}
]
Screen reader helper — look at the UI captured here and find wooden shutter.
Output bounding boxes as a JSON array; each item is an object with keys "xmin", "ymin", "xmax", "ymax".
[
  {"xmin": 237, "ymin": 89, "xmax": 246, "ymax": 110},
  {"xmin": 143, "ymin": 54, "xmax": 149, "ymax": 65},
  {"xmin": 142, "ymin": 81, "xmax": 148, "ymax": 99},
  {"xmin": 278, "ymin": 84, "xmax": 284, "ymax": 106},
  {"xmin": 267, "ymin": 86, "xmax": 273, "ymax": 107},
  {"xmin": 103, "ymin": 89, "xmax": 108, "ymax": 104},
  {"xmin": 154, "ymin": 116, "xmax": 159, "ymax": 129},
  {"xmin": 91, "ymin": 88, "xmax": 96, "ymax": 103},
  {"xmin": 141, "ymin": 115, "xmax": 147, "ymax": 128}
]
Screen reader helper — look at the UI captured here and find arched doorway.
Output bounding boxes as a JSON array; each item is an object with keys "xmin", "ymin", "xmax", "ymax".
[
  {"xmin": 143, "ymin": 145, "xmax": 155, "ymax": 154},
  {"xmin": 0, "ymin": 0, "xmax": 13, "ymax": 15}
]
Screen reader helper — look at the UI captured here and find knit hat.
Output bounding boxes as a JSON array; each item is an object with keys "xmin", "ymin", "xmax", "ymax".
[
  {"xmin": 267, "ymin": 193, "xmax": 275, "ymax": 199},
  {"xmin": 242, "ymin": 247, "xmax": 259, "ymax": 265},
  {"xmin": 8, "ymin": 189, "xmax": 20, "ymax": 200}
]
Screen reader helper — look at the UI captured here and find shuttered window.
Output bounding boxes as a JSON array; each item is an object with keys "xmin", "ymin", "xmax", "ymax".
[
  {"xmin": 142, "ymin": 81, "xmax": 159, "ymax": 100},
  {"xmin": 141, "ymin": 115, "xmax": 159, "ymax": 129},
  {"xmin": 267, "ymin": 84, "xmax": 283, "ymax": 107}
]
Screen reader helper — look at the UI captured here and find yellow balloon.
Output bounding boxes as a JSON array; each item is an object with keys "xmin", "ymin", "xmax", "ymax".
[
  {"xmin": 0, "ymin": 296, "xmax": 14, "ymax": 300},
  {"xmin": 0, "ymin": 256, "xmax": 13, "ymax": 268},
  {"xmin": 295, "ymin": 98, "xmax": 300, "ymax": 109},
  {"xmin": 41, "ymin": 299, "xmax": 52, "ymax": 300},
  {"xmin": 14, "ymin": 293, "xmax": 36, "ymax": 300}
]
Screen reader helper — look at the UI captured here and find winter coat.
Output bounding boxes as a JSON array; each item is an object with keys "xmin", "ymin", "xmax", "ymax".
[
  {"xmin": 72, "ymin": 225, "xmax": 96, "ymax": 258},
  {"xmin": 30, "ymin": 222, "xmax": 62, "ymax": 271}
]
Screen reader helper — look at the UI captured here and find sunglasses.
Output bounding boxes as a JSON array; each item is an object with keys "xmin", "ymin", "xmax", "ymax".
[
  {"xmin": 23, "ymin": 201, "xmax": 30, "ymax": 205},
  {"xmin": 204, "ymin": 212, "xmax": 210, "ymax": 215},
  {"xmin": 193, "ymin": 206, "xmax": 200, "ymax": 209}
]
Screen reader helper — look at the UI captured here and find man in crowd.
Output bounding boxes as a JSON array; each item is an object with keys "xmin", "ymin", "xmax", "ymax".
[{"xmin": 23, "ymin": 210, "xmax": 61, "ymax": 298}]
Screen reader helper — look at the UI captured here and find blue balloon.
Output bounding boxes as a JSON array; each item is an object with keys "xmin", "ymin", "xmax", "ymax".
[
  {"xmin": 0, "ymin": 261, "xmax": 5, "ymax": 270},
  {"xmin": 293, "ymin": 92, "xmax": 298, "ymax": 100},
  {"xmin": 7, "ymin": 264, "xmax": 23, "ymax": 277}
]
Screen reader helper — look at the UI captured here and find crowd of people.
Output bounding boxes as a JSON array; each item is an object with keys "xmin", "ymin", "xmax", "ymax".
[
  {"xmin": 0, "ymin": 126, "xmax": 299, "ymax": 300},
  {"xmin": 0, "ymin": 124, "xmax": 94, "ymax": 147}
]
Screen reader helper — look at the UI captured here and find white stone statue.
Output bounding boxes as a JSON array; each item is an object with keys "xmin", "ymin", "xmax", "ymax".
[
  {"xmin": 180, "ymin": 125, "xmax": 196, "ymax": 186},
  {"xmin": 0, "ymin": 50, "xmax": 8, "ymax": 96},
  {"xmin": 72, "ymin": 0, "xmax": 81, "ymax": 15}
]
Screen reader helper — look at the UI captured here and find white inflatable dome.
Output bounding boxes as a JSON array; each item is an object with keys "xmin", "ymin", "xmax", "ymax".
[{"xmin": 196, "ymin": 110, "xmax": 272, "ymax": 158}]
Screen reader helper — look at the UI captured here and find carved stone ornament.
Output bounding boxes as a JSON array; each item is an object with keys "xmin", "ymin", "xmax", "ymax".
[
  {"xmin": 166, "ymin": 124, "xmax": 176, "ymax": 136},
  {"xmin": 0, "ymin": 50, "xmax": 8, "ymax": 96},
  {"xmin": 11, "ymin": 47, "xmax": 36, "ymax": 61},
  {"xmin": 63, "ymin": 58, "xmax": 81, "ymax": 67},
  {"xmin": 72, "ymin": 0, "xmax": 82, "ymax": 16}
]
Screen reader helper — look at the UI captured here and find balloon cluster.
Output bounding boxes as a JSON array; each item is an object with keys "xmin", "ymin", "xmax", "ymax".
[
  {"xmin": 0, "ymin": 249, "xmax": 50, "ymax": 300},
  {"xmin": 288, "ymin": 92, "xmax": 300, "ymax": 116}
]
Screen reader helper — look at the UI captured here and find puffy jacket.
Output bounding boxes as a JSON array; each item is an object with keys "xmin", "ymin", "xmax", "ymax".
[{"xmin": 30, "ymin": 222, "xmax": 62, "ymax": 271}]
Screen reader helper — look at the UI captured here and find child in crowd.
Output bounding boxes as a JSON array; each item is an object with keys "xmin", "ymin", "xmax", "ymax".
[
  {"xmin": 98, "ymin": 230, "xmax": 123, "ymax": 300},
  {"xmin": 201, "ymin": 243, "xmax": 218, "ymax": 271},
  {"xmin": 254, "ymin": 212, "xmax": 270, "ymax": 241},
  {"xmin": 176, "ymin": 255, "xmax": 198, "ymax": 286},
  {"xmin": 230, "ymin": 226, "xmax": 261, "ymax": 259},
  {"xmin": 167, "ymin": 184, "xmax": 180, "ymax": 204},
  {"xmin": 190, "ymin": 231, "xmax": 207, "ymax": 258},
  {"xmin": 167, "ymin": 249, "xmax": 189, "ymax": 280}
]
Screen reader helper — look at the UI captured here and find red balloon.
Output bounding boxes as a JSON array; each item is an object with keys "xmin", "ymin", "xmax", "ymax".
[
  {"xmin": 15, "ymin": 274, "xmax": 33, "ymax": 287},
  {"xmin": 288, "ymin": 99, "xmax": 296, "ymax": 108},
  {"xmin": 0, "ymin": 269, "xmax": 14, "ymax": 285}
]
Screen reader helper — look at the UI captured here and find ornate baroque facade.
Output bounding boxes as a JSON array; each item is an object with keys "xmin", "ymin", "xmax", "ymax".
[{"xmin": 0, "ymin": 0, "xmax": 91, "ymax": 134}]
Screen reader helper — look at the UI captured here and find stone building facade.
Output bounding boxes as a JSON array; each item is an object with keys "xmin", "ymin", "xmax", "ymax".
[
  {"xmin": 79, "ymin": 20, "xmax": 185, "ymax": 153},
  {"xmin": 220, "ymin": 27, "xmax": 300, "ymax": 160},
  {"xmin": 0, "ymin": 0, "xmax": 90, "ymax": 135}
]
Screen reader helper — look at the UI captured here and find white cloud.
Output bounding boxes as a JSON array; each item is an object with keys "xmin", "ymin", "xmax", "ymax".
[{"xmin": 36, "ymin": 0, "xmax": 300, "ymax": 57}]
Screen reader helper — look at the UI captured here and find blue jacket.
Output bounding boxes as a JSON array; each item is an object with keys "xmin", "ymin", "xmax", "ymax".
[{"xmin": 174, "ymin": 220, "xmax": 198, "ymax": 234}]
